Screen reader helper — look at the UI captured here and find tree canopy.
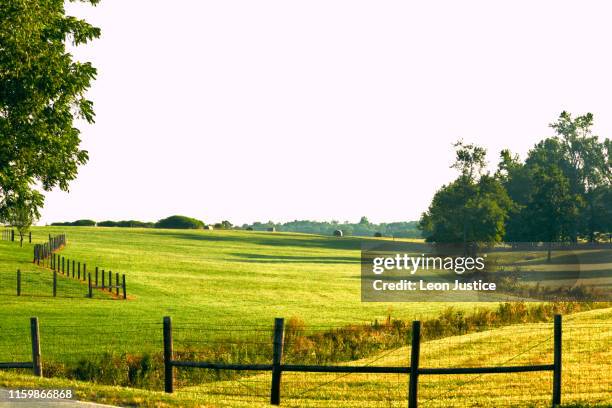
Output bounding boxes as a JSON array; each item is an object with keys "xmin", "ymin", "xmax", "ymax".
[
  {"xmin": 0, "ymin": 0, "xmax": 100, "ymax": 226},
  {"xmin": 421, "ymin": 112, "xmax": 611, "ymax": 248}
]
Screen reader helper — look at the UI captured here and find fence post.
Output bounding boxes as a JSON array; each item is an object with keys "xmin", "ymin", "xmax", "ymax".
[
  {"xmin": 11, "ymin": 229, "xmax": 14, "ymax": 242},
  {"xmin": 72, "ymin": 260, "xmax": 75, "ymax": 278},
  {"xmin": 53, "ymin": 272, "xmax": 57, "ymax": 297},
  {"xmin": 163, "ymin": 316, "xmax": 174, "ymax": 393},
  {"xmin": 102, "ymin": 270, "xmax": 105, "ymax": 288},
  {"xmin": 83, "ymin": 264, "xmax": 86, "ymax": 281},
  {"xmin": 88, "ymin": 274, "xmax": 93, "ymax": 298},
  {"xmin": 552, "ymin": 315, "xmax": 562, "ymax": 406},
  {"xmin": 30, "ymin": 317, "xmax": 42, "ymax": 377},
  {"xmin": 115, "ymin": 272, "xmax": 119, "ymax": 296},
  {"xmin": 78, "ymin": 262, "xmax": 81, "ymax": 280},
  {"xmin": 122, "ymin": 275, "xmax": 127, "ymax": 299},
  {"xmin": 95, "ymin": 267, "xmax": 99, "ymax": 286},
  {"xmin": 29, "ymin": 231, "xmax": 32, "ymax": 243},
  {"xmin": 17, "ymin": 269, "xmax": 21, "ymax": 296},
  {"xmin": 270, "ymin": 317, "xmax": 285, "ymax": 405},
  {"xmin": 408, "ymin": 320, "xmax": 421, "ymax": 408}
]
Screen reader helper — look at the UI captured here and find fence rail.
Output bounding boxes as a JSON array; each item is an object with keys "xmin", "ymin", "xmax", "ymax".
[
  {"xmin": 0, "ymin": 315, "xmax": 608, "ymax": 407},
  {"xmin": 162, "ymin": 315, "xmax": 564, "ymax": 407},
  {"xmin": 0, "ymin": 318, "xmax": 41, "ymax": 376}
]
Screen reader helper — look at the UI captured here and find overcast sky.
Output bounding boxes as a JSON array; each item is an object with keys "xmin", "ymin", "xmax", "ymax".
[{"xmin": 40, "ymin": 0, "xmax": 612, "ymax": 225}]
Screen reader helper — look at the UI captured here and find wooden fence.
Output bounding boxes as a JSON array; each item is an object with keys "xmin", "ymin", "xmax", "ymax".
[
  {"xmin": 15, "ymin": 265, "xmax": 127, "ymax": 299},
  {"xmin": 0, "ymin": 317, "xmax": 42, "ymax": 377},
  {"xmin": 33, "ymin": 234, "xmax": 66, "ymax": 264},
  {"xmin": 162, "ymin": 315, "xmax": 563, "ymax": 408},
  {"xmin": 1, "ymin": 228, "xmax": 14, "ymax": 242}
]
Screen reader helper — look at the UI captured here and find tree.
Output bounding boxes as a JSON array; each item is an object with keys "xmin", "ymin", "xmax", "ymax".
[
  {"xmin": 359, "ymin": 216, "xmax": 370, "ymax": 225},
  {"xmin": 420, "ymin": 141, "xmax": 513, "ymax": 253},
  {"xmin": 1, "ymin": 188, "xmax": 40, "ymax": 246},
  {"xmin": 549, "ymin": 112, "xmax": 611, "ymax": 240},
  {"xmin": 520, "ymin": 166, "xmax": 581, "ymax": 260},
  {"xmin": 451, "ymin": 140, "xmax": 487, "ymax": 182},
  {"xmin": 0, "ymin": 1, "xmax": 101, "ymax": 220},
  {"xmin": 155, "ymin": 215, "xmax": 205, "ymax": 229}
]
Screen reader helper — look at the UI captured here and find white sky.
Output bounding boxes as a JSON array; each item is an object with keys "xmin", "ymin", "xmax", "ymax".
[{"xmin": 40, "ymin": 0, "xmax": 612, "ymax": 225}]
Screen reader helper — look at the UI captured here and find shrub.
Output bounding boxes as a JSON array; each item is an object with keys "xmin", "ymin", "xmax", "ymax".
[
  {"xmin": 72, "ymin": 219, "xmax": 96, "ymax": 226},
  {"xmin": 97, "ymin": 220, "xmax": 154, "ymax": 228},
  {"xmin": 51, "ymin": 219, "xmax": 96, "ymax": 226},
  {"xmin": 155, "ymin": 215, "xmax": 204, "ymax": 229}
]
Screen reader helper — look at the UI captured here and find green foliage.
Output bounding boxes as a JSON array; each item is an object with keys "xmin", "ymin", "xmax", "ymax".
[
  {"xmin": 0, "ymin": 187, "xmax": 40, "ymax": 245},
  {"xmin": 424, "ymin": 112, "xmax": 611, "ymax": 245},
  {"xmin": 213, "ymin": 220, "xmax": 233, "ymax": 230},
  {"xmin": 420, "ymin": 143, "xmax": 513, "ymax": 246},
  {"xmin": 501, "ymin": 112, "xmax": 611, "ymax": 242},
  {"xmin": 244, "ymin": 219, "xmax": 421, "ymax": 238},
  {"xmin": 97, "ymin": 220, "xmax": 155, "ymax": 228},
  {"xmin": 0, "ymin": 0, "xmax": 101, "ymax": 220},
  {"xmin": 155, "ymin": 215, "xmax": 204, "ymax": 229},
  {"xmin": 51, "ymin": 219, "xmax": 96, "ymax": 227}
]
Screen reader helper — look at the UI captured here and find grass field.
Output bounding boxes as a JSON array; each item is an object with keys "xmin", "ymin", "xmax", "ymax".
[
  {"xmin": 0, "ymin": 226, "xmax": 610, "ymax": 406},
  {"xmin": 0, "ymin": 227, "xmax": 496, "ymax": 331}
]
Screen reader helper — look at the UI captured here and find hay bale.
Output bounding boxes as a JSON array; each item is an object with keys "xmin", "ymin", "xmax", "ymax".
[
  {"xmin": 204, "ymin": 225, "xmax": 213, "ymax": 230},
  {"xmin": 333, "ymin": 229, "xmax": 343, "ymax": 237}
]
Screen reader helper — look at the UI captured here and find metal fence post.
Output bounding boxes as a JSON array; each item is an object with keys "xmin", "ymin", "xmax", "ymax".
[
  {"xmin": 552, "ymin": 315, "xmax": 562, "ymax": 406},
  {"xmin": 53, "ymin": 272, "xmax": 57, "ymax": 297},
  {"xmin": 408, "ymin": 320, "xmax": 421, "ymax": 408},
  {"xmin": 30, "ymin": 317, "xmax": 42, "ymax": 377},
  {"xmin": 270, "ymin": 317, "xmax": 285, "ymax": 405},
  {"xmin": 163, "ymin": 316, "xmax": 174, "ymax": 393},
  {"xmin": 88, "ymin": 274, "xmax": 93, "ymax": 298}
]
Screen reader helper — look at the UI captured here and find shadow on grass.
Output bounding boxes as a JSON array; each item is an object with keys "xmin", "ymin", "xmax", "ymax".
[
  {"xmin": 147, "ymin": 230, "xmax": 369, "ymax": 251},
  {"xmin": 230, "ymin": 253, "xmax": 360, "ymax": 264}
]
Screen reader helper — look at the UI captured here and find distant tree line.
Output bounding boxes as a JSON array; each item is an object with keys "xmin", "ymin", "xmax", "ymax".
[
  {"xmin": 420, "ymin": 112, "xmax": 611, "ymax": 253},
  {"xmin": 51, "ymin": 215, "xmax": 205, "ymax": 230},
  {"xmin": 242, "ymin": 217, "xmax": 421, "ymax": 238}
]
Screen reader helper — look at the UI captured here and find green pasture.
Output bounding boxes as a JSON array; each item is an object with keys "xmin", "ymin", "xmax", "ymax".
[{"xmin": 0, "ymin": 227, "xmax": 610, "ymax": 359}]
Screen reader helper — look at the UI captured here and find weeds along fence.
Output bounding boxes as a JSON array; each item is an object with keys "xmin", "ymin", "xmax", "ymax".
[{"xmin": 0, "ymin": 314, "xmax": 610, "ymax": 407}]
